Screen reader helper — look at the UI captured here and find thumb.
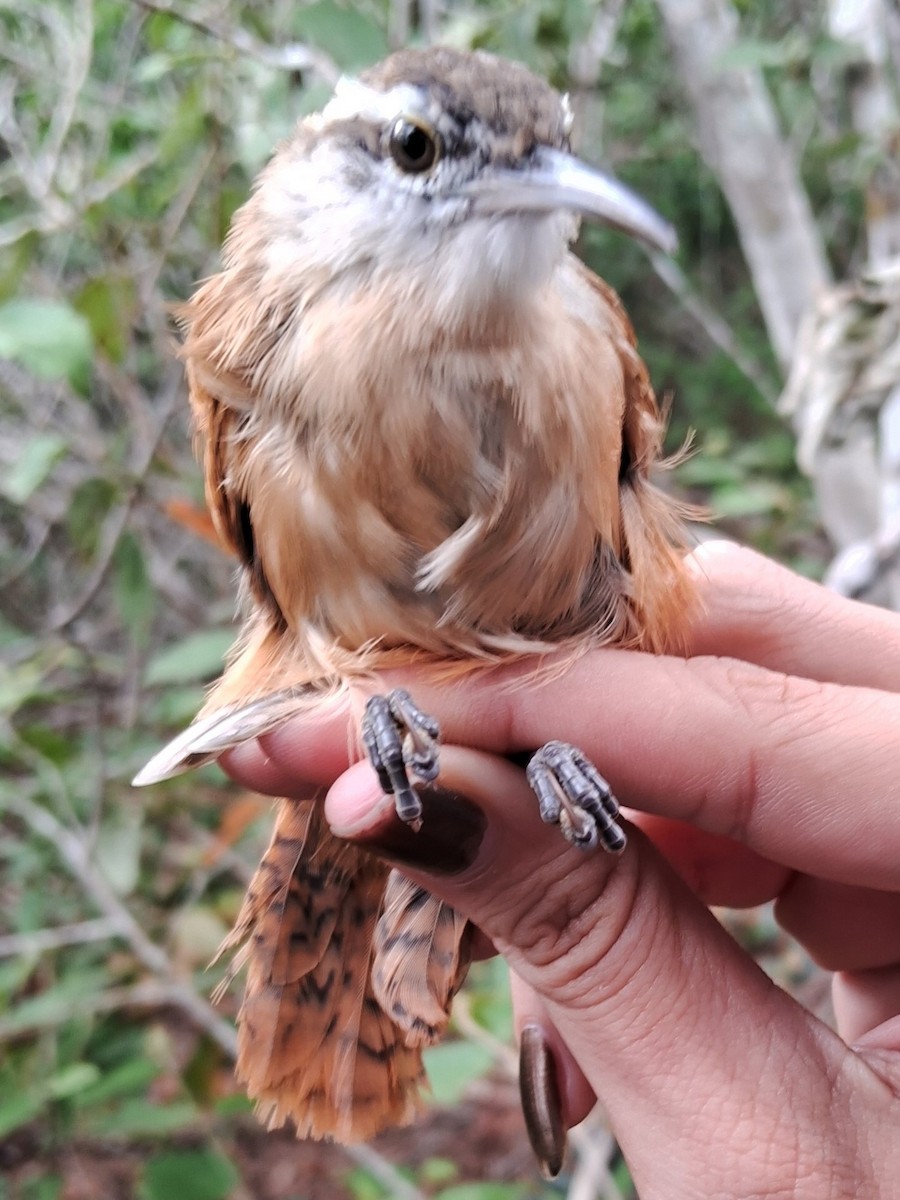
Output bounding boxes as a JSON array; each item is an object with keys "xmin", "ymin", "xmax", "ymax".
[{"xmin": 325, "ymin": 744, "xmax": 858, "ymax": 1198}]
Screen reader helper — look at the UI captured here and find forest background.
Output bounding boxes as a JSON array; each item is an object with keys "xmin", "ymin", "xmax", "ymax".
[{"xmin": 2, "ymin": 1, "xmax": 899, "ymax": 1198}]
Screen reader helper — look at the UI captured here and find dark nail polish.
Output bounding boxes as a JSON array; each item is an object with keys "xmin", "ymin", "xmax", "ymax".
[
  {"xmin": 520, "ymin": 1024, "xmax": 566, "ymax": 1179},
  {"xmin": 356, "ymin": 786, "xmax": 486, "ymax": 875}
]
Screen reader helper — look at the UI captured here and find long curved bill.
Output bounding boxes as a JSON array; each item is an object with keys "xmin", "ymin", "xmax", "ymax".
[{"xmin": 466, "ymin": 145, "xmax": 677, "ymax": 255}]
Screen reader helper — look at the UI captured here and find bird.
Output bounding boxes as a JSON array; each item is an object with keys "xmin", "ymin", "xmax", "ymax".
[{"xmin": 135, "ymin": 45, "xmax": 696, "ymax": 1172}]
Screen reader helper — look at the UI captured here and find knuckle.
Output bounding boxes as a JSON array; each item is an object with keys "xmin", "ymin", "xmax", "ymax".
[
  {"xmin": 689, "ymin": 657, "xmax": 837, "ymax": 843},
  {"xmin": 498, "ymin": 849, "xmax": 648, "ymax": 1010}
]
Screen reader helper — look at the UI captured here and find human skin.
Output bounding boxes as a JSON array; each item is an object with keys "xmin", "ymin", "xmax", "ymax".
[{"xmin": 222, "ymin": 542, "xmax": 900, "ymax": 1198}]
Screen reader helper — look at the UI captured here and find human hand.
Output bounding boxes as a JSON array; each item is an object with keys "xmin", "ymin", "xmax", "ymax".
[{"xmin": 223, "ymin": 542, "xmax": 900, "ymax": 1196}]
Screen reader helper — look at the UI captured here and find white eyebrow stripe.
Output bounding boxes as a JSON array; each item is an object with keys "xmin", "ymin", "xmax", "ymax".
[{"xmin": 319, "ymin": 78, "xmax": 426, "ymax": 125}]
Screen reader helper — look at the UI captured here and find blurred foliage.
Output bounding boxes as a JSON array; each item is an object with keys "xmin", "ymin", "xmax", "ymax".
[{"xmin": 0, "ymin": 0, "xmax": 874, "ymax": 1195}]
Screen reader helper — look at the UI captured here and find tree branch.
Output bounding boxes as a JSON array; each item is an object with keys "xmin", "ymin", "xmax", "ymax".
[
  {"xmin": 653, "ymin": 0, "xmax": 830, "ymax": 371},
  {"xmin": 133, "ymin": 0, "xmax": 340, "ymax": 84}
]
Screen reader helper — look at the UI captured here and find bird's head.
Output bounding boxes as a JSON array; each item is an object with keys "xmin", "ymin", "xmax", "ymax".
[{"xmin": 228, "ymin": 47, "xmax": 674, "ymax": 328}]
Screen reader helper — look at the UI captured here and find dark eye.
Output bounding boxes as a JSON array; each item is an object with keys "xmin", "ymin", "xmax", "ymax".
[{"xmin": 388, "ymin": 117, "xmax": 440, "ymax": 174}]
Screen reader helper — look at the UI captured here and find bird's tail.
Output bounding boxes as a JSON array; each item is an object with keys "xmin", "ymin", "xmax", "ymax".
[
  {"xmin": 216, "ymin": 797, "xmax": 435, "ymax": 1141},
  {"xmin": 372, "ymin": 872, "xmax": 472, "ymax": 1047}
]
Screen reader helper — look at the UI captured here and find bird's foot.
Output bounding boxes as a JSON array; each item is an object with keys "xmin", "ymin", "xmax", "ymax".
[
  {"xmin": 362, "ymin": 689, "xmax": 440, "ymax": 829},
  {"xmin": 526, "ymin": 740, "xmax": 625, "ymax": 854}
]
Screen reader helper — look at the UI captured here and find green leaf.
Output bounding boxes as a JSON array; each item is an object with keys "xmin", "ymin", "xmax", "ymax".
[
  {"xmin": 712, "ymin": 480, "xmax": 790, "ymax": 519},
  {"xmin": 292, "ymin": 2, "xmax": 388, "ymax": 70},
  {"xmin": 212, "ymin": 1093, "xmax": 253, "ymax": 1118},
  {"xmin": 422, "ymin": 1040, "xmax": 494, "ymax": 1104},
  {"xmin": 74, "ymin": 275, "xmax": 135, "ymax": 364},
  {"xmin": 144, "ymin": 629, "xmax": 235, "ymax": 686},
  {"xmin": 0, "ymin": 299, "xmax": 92, "ymax": 383},
  {"xmin": 718, "ymin": 34, "xmax": 808, "ymax": 71},
  {"xmin": 94, "ymin": 809, "xmax": 143, "ymax": 896},
  {"xmin": 157, "ymin": 78, "xmax": 210, "ymax": 166},
  {"xmin": 17, "ymin": 1175, "xmax": 63, "ymax": 1200},
  {"xmin": 114, "ymin": 532, "xmax": 155, "ymax": 636},
  {"xmin": 0, "ymin": 968, "xmax": 110, "ymax": 1037},
  {"xmin": 435, "ymin": 1185, "xmax": 527, "ymax": 1200},
  {"xmin": 0, "ymin": 658, "xmax": 52, "ymax": 716},
  {"xmin": 613, "ymin": 1155, "xmax": 635, "ymax": 1194},
  {"xmin": 68, "ymin": 477, "xmax": 119, "ymax": 559},
  {"xmin": 80, "ymin": 1097, "xmax": 200, "ymax": 1139},
  {"xmin": 147, "ymin": 684, "xmax": 208, "ymax": 728},
  {"xmin": 140, "ymin": 1149, "xmax": 239, "ymax": 1200},
  {"xmin": 17, "ymin": 724, "xmax": 78, "ymax": 766},
  {"xmin": 47, "ymin": 1062, "xmax": 102, "ymax": 1100},
  {"xmin": 344, "ymin": 1168, "xmax": 389, "ymax": 1200},
  {"xmin": 1, "ymin": 433, "xmax": 68, "ymax": 504},
  {"xmin": 74, "ymin": 1058, "xmax": 160, "ymax": 1108},
  {"xmin": 466, "ymin": 958, "xmax": 513, "ymax": 1040},
  {"xmin": 0, "ymin": 955, "xmax": 38, "ymax": 1000},
  {"xmin": 419, "ymin": 1158, "xmax": 458, "ymax": 1186},
  {"xmin": 0, "ymin": 1090, "xmax": 46, "ymax": 1139}
]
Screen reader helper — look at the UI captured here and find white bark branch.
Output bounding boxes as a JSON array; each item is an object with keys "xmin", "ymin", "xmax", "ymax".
[
  {"xmin": 829, "ymin": 0, "xmax": 900, "ymax": 267},
  {"xmin": 653, "ymin": 0, "xmax": 831, "ymax": 371}
]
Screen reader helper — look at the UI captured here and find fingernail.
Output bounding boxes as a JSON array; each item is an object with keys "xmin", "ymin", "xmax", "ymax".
[
  {"xmin": 339, "ymin": 786, "xmax": 487, "ymax": 876},
  {"xmin": 686, "ymin": 538, "xmax": 742, "ymax": 574},
  {"xmin": 519, "ymin": 1025, "xmax": 566, "ymax": 1179}
]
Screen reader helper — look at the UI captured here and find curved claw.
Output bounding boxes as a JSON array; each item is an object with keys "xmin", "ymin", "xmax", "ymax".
[
  {"xmin": 361, "ymin": 689, "xmax": 441, "ymax": 827},
  {"xmin": 526, "ymin": 741, "xmax": 625, "ymax": 854}
]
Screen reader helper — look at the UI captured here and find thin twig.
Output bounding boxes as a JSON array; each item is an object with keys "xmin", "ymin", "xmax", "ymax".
[
  {"xmin": 133, "ymin": 0, "xmax": 340, "ymax": 84},
  {"xmin": 452, "ymin": 992, "xmax": 518, "ymax": 1075},
  {"xmin": 388, "ymin": 0, "xmax": 412, "ymax": 50},
  {"xmin": 824, "ymin": 511, "xmax": 900, "ymax": 597},
  {"xmin": 568, "ymin": 0, "xmax": 627, "ymax": 87},
  {"xmin": 80, "ymin": 146, "xmax": 159, "ymax": 208},
  {"xmin": 0, "ymin": 150, "xmax": 156, "ymax": 249},
  {"xmin": 3, "ymin": 792, "xmax": 427, "ymax": 1200},
  {"xmin": 0, "ymin": 77, "xmax": 52, "ymax": 206},
  {"xmin": 418, "ymin": 0, "xmax": 442, "ymax": 44},
  {"xmin": 138, "ymin": 144, "xmax": 217, "ymax": 301},
  {"xmin": 39, "ymin": 0, "xmax": 95, "ymax": 198},
  {"xmin": 48, "ymin": 367, "xmax": 183, "ymax": 631},
  {"xmin": 648, "ymin": 249, "xmax": 779, "ymax": 406},
  {"xmin": 3, "ymin": 791, "xmax": 238, "ymax": 1056},
  {"xmin": 342, "ymin": 1143, "xmax": 426, "ymax": 1200},
  {"xmin": 0, "ymin": 979, "xmax": 237, "ymax": 1046},
  {"xmin": 0, "ymin": 917, "xmax": 124, "ymax": 959},
  {"xmin": 568, "ymin": 1114, "xmax": 625, "ymax": 1200}
]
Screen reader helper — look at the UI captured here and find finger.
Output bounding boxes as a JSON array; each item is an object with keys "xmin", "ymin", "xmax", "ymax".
[
  {"xmin": 221, "ymin": 547, "xmax": 900, "ymax": 888},
  {"xmin": 629, "ymin": 812, "xmax": 791, "ymax": 906},
  {"xmin": 775, "ymin": 876, "xmax": 900, "ymax": 971},
  {"xmin": 834, "ymin": 966, "xmax": 900, "ymax": 1045},
  {"xmin": 226, "ymin": 542, "xmax": 900, "ymax": 789},
  {"xmin": 686, "ymin": 541, "xmax": 900, "ymax": 690},
  {"xmin": 324, "ymin": 744, "xmax": 871, "ymax": 1194},
  {"xmin": 509, "ymin": 971, "xmax": 596, "ymax": 1128},
  {"xmin": 629, "ymin": 822, "xmax": 900, "ymax": 971},
  {"xmin": 220, "ymin": 710, "xmax": 355, "ymax": 793},
  {"xmin": 223, "ymin": 738, "xmax": 319, "ymax": 798},
  {"xmin": 255, "ymin": 649, "xmax": 900, "ymax": 891}
]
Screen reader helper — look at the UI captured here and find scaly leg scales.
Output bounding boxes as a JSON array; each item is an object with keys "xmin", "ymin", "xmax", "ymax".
[{"xmin": 362, "ymin": 692, "xmax": 625, "ymax": 854}]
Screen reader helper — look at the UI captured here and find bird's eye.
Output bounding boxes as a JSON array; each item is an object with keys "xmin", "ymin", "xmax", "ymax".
[{"xmin": 388, "ymin": 117, "xmax": 440, "ymax": 174}]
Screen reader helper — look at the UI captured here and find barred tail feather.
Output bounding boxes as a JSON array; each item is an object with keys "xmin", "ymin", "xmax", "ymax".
[
  {"xmin": 372, "ymin": 873, "xmax": 473, "ymax": 1048},
  {"xmin": 222, "ymin": 799, "xmax": 427, "ymax": 1141}
]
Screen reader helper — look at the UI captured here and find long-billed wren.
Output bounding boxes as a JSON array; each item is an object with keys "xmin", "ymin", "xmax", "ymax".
[{"xmin": 136, "ymin": 45, "xmax": 695, "ymax": 1173}]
